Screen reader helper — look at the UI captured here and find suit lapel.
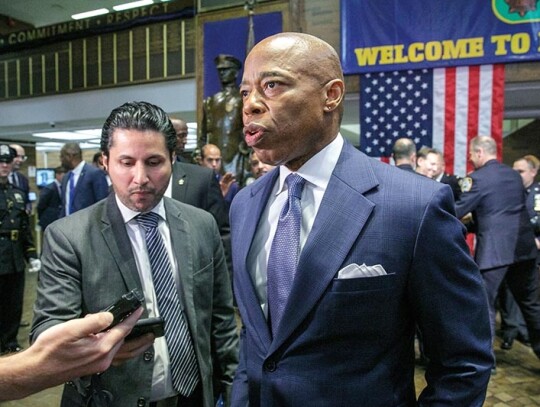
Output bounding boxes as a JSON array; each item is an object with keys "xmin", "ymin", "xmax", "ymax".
[
  {"xmin": 163, "ymin": 198, "xmax": 198, "ymax": 337},
  {"xmin": 237, "ymin": 171, "xmax": 280, "ymax": 347},
  {"xmin": 269, "ymin": 143, "xmax": 379, "ymax": 351},
  {"xmin": 171, "ymin": 163, "xmax": 188, "ymax": 202},
  {"xmin": 73, "ymin": 163, "xmax": 87, "ymax": 200},
  {"xmin": 101, "ymin": 196, "xmax": 144, "ymax": 293}
]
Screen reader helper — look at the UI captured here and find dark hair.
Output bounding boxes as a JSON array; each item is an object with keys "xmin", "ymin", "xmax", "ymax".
[
  {"xmin": 92, "ymin": 151, "xmax": 102, "ymax": 164},
  {"xmin": 54, "ymin": 166, "xmax": 67, "ymax": 175},
  {"xmin": 416, "ymin": 146, "xmax": 437, "ymax": 160},
  {"xmin": 100, "ymin": 101, "xmax": 176, "ymax": 159}
]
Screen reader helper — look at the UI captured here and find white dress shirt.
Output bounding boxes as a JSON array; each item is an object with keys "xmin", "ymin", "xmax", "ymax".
[
  {"xmin": 116, "ymin": 196, "xmax": 179, "ymax": 401},
  {"xmin": 247, "ymin": 134, "xmax": 344, "ymax": 317}
]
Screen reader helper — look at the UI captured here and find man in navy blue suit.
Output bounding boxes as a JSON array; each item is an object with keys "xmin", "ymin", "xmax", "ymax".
[
  {"xmin": 230, "ymin": 32, "xmax": 493, "ymax": 406},
  {"xmin": 455, "ymin": 136, "xmax": 540, "ymax": 362},
  {"xmin": 59, "ymin": 142, "xmax": 109, "ymax": 217},
  {"xmin": 37, "ymin": 166, "xmax": 65, "ymax": 231},
  {"xmin": 391, "ymin": 137, "xmax": 416, "ymax": 173}
]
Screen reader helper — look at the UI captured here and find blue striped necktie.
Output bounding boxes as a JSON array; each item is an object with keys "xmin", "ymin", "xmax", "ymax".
[
  {"xmin": 267, "ymin": 173, "xmax": 306, "ymax": 337},
  {"xmin": 137, "ymin": 212, "xmax": 199, "ymax": 396}
]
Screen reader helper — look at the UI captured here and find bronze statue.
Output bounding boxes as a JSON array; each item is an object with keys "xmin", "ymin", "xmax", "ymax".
[{"xmin": 200, "ymin": 54, "xmax": 248, "ymax": 178}]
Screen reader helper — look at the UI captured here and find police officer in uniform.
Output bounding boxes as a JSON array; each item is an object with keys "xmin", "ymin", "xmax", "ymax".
[
  {"xmin": 514, "ymin": 155, "xmax": 540, "ymax": 252},
  {"xmin": 498, "ymin": 155, "xmax": 540, "ymax": 350},
  {"xmin": 455, "ymin": 136, "xmax": 540, "ymax": 367},
  {"xmin": 0, "ymin": 144, "xmax": 41, "ymax": 354},
  {"xmin": 200, "ymin": 54, "xmax": 248, "ymax": 179}
]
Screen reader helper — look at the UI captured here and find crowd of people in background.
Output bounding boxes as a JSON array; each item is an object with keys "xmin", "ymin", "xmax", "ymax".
[{"xmin": 391, "ymin": 136, "xmax": 540, "ymax": 371}]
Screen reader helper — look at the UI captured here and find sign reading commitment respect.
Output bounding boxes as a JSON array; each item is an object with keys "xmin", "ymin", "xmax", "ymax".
[{"xmin": 341, "ymin": 0, "xmax": 540, "ymax": 73}]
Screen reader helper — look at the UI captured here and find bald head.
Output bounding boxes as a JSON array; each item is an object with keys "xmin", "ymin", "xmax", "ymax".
[
  {"xmin": 242, "ymin": 33, "xmax": 345, "ymax": 170},
  {"xmin": 392, "ymin": 138, "xmax": 416, "ymax": 166},
  {"xmin": 468, "ymin": 135, "xmax": 497, "ymax": 169},
  {"xmin": 170, "ymin": 118, "xmax": 188, "ymax": 156},
  {"xmin": 254, "ymin": 33, "xmax": 344, "ymax": 82},
  {"xmin": 201, "ymin": 144, "xmax": 222, "ymax": 173},
  {"xmin": 9, "ymin": 144, "xmax": 26, "ymax": 171}
]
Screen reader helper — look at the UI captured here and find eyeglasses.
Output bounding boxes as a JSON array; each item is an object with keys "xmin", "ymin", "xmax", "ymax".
[{"xmin": 17, "ymin": 155, "xmax": 27, "ymax": 162}]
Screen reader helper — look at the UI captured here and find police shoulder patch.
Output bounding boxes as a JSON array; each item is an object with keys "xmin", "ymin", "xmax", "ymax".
[
  {"xmin": 459, "ymin": 177, "xmax": 473, "ymax": 193},
  {"xmin": 14, "ymin": 193, "xmax": 24, "ymax": 203}
]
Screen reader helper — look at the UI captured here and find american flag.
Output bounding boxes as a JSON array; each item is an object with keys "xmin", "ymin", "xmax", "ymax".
[{"xmin": 360, "ymin": 65, "xmax": 504, "ymax": 177}]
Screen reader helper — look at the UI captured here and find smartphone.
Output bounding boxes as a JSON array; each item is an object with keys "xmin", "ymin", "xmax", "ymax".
[
  {"xmin": 126, "ymin": 317, "xmax": 165, "ymax": 340},
  {"xmin": 102, "ymin": 288, "xmax": 144, "ymax": 329}
]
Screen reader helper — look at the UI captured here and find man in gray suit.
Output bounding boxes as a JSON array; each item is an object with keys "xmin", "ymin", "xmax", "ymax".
[{"xmin": 31, "ymin": 101, "xmax": 238, "ymax": 407}]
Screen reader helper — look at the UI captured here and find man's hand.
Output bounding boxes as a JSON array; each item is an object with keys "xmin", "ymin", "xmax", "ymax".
[
  {"xmin": 219, "ymin": 172, "xmax": 236, "ymax": 197},
  {"xmin": 28, "ymin": 258, "xmax": 41, "ymax": 273},
  {"xmin": 34, "ymin": 307, "xmax": 145, "ymax": 377},
  {"xmin": 0, "ymin": 307, "xmax": 144, "ymax": 401},
  {"xmin": 111, "ymin": 332, "xmax": 155, "ymax": 366}
]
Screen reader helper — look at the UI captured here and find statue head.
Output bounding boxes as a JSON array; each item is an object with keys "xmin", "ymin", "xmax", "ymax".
[
  {"xmin": 214, "ymin": 54, "xmax": 242, "ymax": 86},
  {"xmin": 215, "ymin": 54, "xmax": 242, "ymax": 70}
]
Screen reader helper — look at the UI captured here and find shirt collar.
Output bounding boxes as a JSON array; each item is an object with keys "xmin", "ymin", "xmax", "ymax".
[
  {"xmin": 72, "ymin": 160, "xmax": 86, "ymax": 176},
  {"xmin": 275, "ymin": 134, "xmax": 343, "ymax": 195},
  {"xmin": 115, "ymin": 195, "xmax": 167, "ymax": 224}
]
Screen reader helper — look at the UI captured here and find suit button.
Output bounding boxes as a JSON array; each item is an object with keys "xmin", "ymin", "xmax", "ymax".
[
  {"xmin": 143, "ymin": 351, "xmax": 153, "ymax": 362},
  {"xmin": 264, "ymin": 360, "xmax": 277, "ymax": 372},
  {"xmin": 137, "ymin": 398, "xmax": 146, "ymax": 407}
]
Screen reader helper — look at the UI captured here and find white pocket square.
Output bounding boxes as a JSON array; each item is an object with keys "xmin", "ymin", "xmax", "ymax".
[{"xmin": 337, "ymin": 263, "xmax": 387, "ymax": 279}]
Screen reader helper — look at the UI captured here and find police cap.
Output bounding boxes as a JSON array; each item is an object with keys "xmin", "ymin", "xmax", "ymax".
[
  {"xmin": 215, "ymin": 54, "xmax": 242, "ymax": 70},
  {"xmin": 0, "ymin": 144, "xmax": 15, "ymax": 163}
]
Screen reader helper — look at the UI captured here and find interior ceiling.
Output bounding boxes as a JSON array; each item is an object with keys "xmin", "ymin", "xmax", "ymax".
[
  {"xmin": 0, "ymin": 0, "xmax": 134, "ymax": 28},
  {"xmin": 0, "ymin": 1, "xmax": 539, "ymax": 147}
]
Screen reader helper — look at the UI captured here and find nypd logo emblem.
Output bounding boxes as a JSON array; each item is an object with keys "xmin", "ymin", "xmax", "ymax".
[{"xmin": 459, "ymin": 177, "xmax": 473, "ymax": 193}]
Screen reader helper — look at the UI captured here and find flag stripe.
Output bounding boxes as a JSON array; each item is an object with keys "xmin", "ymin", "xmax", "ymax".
[
  {"xmin": 432, "ymin": 68, "xmax": 445, "ymax": 161},
  {"xmin": 454, "ymin": 66, "xmax": 471, "ymax": 176},
  {"xmin": 491, "ymin": 64, "xmax": 505, "ymax": 162},
  {"xmin": 467, "ymin": 65, "xmax": 480, "ymax": 142},
  {"xmin": 444, "ymin": 67, "xmax": 457, "ymax": 174}
]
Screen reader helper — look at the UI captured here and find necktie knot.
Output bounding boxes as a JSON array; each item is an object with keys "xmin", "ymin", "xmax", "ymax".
[
  {"xmin": 286, "ymin": 173, "xmax": 305, "ymax": 200},
  {"xmin": 137, "ymin": 211, "xmax": 160, "ymax": 230}
]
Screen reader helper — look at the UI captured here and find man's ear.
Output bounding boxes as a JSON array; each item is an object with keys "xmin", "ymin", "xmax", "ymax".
[
  {"xmin": 102, "ymin": 155, "xmax": 109, "ymax": 172},
  {"xmin": 323, "ymin": 79, "xmax": 345, "ymax": 112}
]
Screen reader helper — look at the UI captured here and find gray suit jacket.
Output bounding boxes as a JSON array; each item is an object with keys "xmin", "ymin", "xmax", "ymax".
[{"xmin": 31, "ymin": 195, "xmax": 238, "ymax": 407}]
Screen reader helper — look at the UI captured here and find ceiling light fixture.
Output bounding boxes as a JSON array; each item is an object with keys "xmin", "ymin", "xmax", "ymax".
[
  {"xmin": 33, "ymin": 130, "xmax": 102, "ymax": 141},
  {"xmin": 113, "ymin": 0, "xmax": 154, "ymax": 12},
  {"xmin": 71, "ymin": 8, "xmax": 109, "ymax": 20}
]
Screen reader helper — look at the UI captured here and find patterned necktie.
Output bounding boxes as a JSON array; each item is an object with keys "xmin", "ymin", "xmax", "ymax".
[
  {"xmin": 137, "ymin": 212, "xmax": 199, "ymax": 396},
  {"xmin": 267, "ymin": 173, "xmax": 306, "ymax": 337}
]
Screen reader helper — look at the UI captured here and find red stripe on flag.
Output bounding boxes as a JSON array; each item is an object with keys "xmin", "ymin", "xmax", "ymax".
[
  {"xmin": 467, "ymin": 66, "xmax": 480, "ymax": 142},
  {"xmin": 444, "ymin": 67, "xmax": 456, "ymax": 174},
  {"xmin": 466, "ymin": 66, "xmax": 480, "ymax": 174},
  {"xmin": 491, "ymin": 64, "xmax": 505, "ymax": 161}
]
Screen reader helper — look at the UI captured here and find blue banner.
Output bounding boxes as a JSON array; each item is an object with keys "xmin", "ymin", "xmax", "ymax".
[
  {"xmin": 203, "ymin": 13, "xmax": 282, "ymax": 97},
  {"xmin": 341, "ymin": 0, "xmax": 540, "ymax": 74}
]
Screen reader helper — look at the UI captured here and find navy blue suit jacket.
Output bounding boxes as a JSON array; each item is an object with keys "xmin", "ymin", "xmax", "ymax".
[
  {"xmin": 60, "ymin": 163, "xmax": 109, "ymax": 217},
  {"xmin": 171, "ymin": 162, "xmax": 229, "ymax": 234},
  {"xmin": 37, "ymin": 181, "xmax": 62, "ymax": 230},
  {"xmin": 455, "ymin": 159, "xmax": 537, "ymax": 270},
  {"xmin": 230, "ymin": 141, "xmax": 492, "ymax": 406}
]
